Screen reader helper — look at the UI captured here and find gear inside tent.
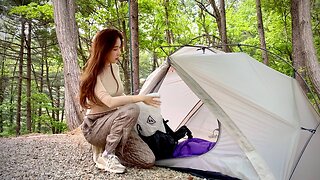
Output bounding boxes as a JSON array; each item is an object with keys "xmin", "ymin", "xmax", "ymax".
[{"xmin": 139, "ymin": 46, "xmax": 320, "ymax": 180}]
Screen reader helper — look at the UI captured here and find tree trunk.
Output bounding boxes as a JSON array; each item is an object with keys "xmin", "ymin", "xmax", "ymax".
[
  {"xmin": 152, "ymin": 52, "xmax": 158, "ymax": 71},
  {"xmin": 53, "ymin": 0, "xmax": 83, "ymax": 130},
  {"xmin": 299, "ymin": 0, "xmax": 320, "ymax": 98},
  {"xmin": 26, "ymin": 20, "xmax": 32, "ymax": 133},
  {"xmin": 255, "ymin": 0, "xmax": 269, "ymax": 65},
  {"xmin": 291, "ymin": 0, "xmax": 308, "ymax": 93},
  {"xmin": 164, "ymin": 0, "xmax": 173, "ymax": 44},
  {"xmin": 0, "ymin": 34, "xmax": 8, "ymax": 133},
  {"xmin": 56, "ymin": 84, "xmax": 61, "ymax": 133},
  {"xmin": 122, "ymin": 20, "xmax": 131, "ymax": 94},
  {"xmin": 218, "ymin": 0, "xmax": 229, "ymax": 52},
  {"xmin": 0, "ymin": 52, "xmax": 5, "ymax": 133},
  {"xmin": 208, "ymin": 0, "xmax": 230, "ymax": 52},
  {"xmin": 37, "ymin": 36, "xmax": 47, "ymax": 133},
  {"xmin": 16, "ymin": 18, "xmax": 25, "ymax": 136},
  {"xmin": 199, "ymin": 8, "xmax": 212, "ymax": 45},
  {"xmin": 9, "ymin": 63, "xmax": 17, "ymax": 127},
  {"xmin": 116, "ymin": 2, "xmax": 130, "ymax": 94},
  {"xmin": 130, "ymin": 0, "xmax": 139, "ymax": 94},
  {"xmin": 45, "ymin": 53, "xmax": 56, "ymax": 133},
  {"xmin": 37, "ymin": 57, "xmax": 44, "ymax": 133}
]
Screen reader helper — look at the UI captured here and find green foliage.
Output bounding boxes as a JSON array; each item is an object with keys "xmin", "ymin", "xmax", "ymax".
[
  {"xmin": 0, "ymin": 101, "xmax": 16, "ymax": 137},
  {"xmin": 32, "ymin": 114, "xmax": 67, "ymax": 133},
  {"xmin": 1, "ymin": 0, "xmax": 320, "ymax": 137},
  {"xmin": 9, "ymin": 2, "xmax": 53, "ymax": 21},
  {"xmin": 31, "ymin": 92, "xmax": 52, "ymax": 109},
  {"xmin": 0, "ymin": 128, "xmax": 15, "ymax": 137},
  {"xmin": 312, "ymin": 0, "xmax": 320, "ymax": 59},
  {"xmin": 225, "ymin": 0, "xmax": 295, "ymax": 77}
]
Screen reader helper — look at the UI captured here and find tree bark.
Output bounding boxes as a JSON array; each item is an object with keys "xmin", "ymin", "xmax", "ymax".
[
  {"xmin": 0, "ymin": 33, "xmax": 9, "ymax": 133},
  {"xmin": 291, "ymin": 0, "xmax": 308, "ymax": 93},
  {"xmin": 299, "ymin": 0, "xmax": 320, "ymax": 98},
  {"xmin": 16, "ymin": 18, "xmax": 25, "ymax": 136},
  {"xmin": 45, "ymin": 56, "xmax": 56, "ymax": 133},
  {"xmin": 53, "ymin": 0, "xmax": 83, "ymax": 130},
  {"xmin": 255, "ymin": 0, "xmax": 269, "ymax": 65},
  {"xmin": 26, "ymin": 20, "xmax": 32, "ymax": 133},
  {"xmin": 130, "ymin": 0, "xmax": 139, "ymax": 94},
  {"xmin": 0, "ymin": 48, "xmax": 6, "ymax": 133},
  {"xmin": 56, "ymin": 84, "xmax": 61, "ymax": 133},
  {"xmin": 218, "ymin": 0, "xmax": 229, "ymax": 52},
  {"xmin": 208, "ymin": 0, "xmax": 230, "ymax": 52},
  {"xmin": 37, "ymin": 44, "xmax": 44, "ymax": 133},
  {"xmin": 152, "ymin": 52, "xmax": 158, "ymax": 71}
]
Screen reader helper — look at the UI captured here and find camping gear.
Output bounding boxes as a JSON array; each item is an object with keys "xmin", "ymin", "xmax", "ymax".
[
  {"xmin": 173, "ymin": 138, "xmax": 215, "ymax": 158},
  {"xmin": 135, "ymin": 102, "xmax": 166, "ymax": 136},
  {"xmin": 139, "ymin": 46, "xmax": 320, "ymax": 180},
  {"xmin": 138, "ymin": 119, "xmax": 193, "ymax": 160}
]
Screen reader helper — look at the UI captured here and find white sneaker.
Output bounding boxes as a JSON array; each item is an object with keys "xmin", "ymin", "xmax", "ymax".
[
  {"xmin": 95, "ymin": 156, "xmax": 107, "ymax": 170},
  {"xmin": 92, "ymin": 145, "xmax": 105, "ymax": 169},
  {"xmin": 102, "ymin": 154, "xmax": 126, "ymax": 174}
]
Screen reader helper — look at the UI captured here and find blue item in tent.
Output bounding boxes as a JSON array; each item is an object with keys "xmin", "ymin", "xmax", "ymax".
[{"xmin": 173, "ymin": 138, "xmax": 215, "ymax": 158}]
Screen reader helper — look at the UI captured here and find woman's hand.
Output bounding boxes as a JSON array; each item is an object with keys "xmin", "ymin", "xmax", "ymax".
[{"xmin": 141, "ymin": 95, "xmax": 161, "ymax": 108}]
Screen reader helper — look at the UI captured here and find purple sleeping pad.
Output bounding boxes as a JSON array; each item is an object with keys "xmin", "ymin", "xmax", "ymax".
[{"xmin": 173, "ymin": 138, "xmax": 216, "ymax": 158}]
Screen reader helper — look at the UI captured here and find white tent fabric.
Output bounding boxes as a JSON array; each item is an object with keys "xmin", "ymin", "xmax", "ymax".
[{"xmin": 139, "ymin": 46, "xmax": 320, "ymax": 180}]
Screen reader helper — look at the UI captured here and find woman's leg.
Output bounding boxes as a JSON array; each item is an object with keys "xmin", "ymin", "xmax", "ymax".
[
  {"xmin": 84, "ymin": 104, "xmax": 139, "ymax": 152},
  {"xmin": 104, "ymin": 104, "xmax": 140, "ymax": 154},
  {"xmin": 83, "ymin": 104, "xmax": 155, "ymax": 170},
  {"xmin": 116, "ymin": 130, "xmax": 155, "ymax": 169}
]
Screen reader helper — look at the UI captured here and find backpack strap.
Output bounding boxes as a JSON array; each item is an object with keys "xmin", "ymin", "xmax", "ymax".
[
  {"xmin": 163, "ymin": 119, "xmax": 193, "ymax": 142},
  {"xmin": 173, "ymin": 125, "xmax": 193, "ymax": 141},
  {"xmin": 163, "ymin": 119, "xmax": 174, "ymax": 135}
]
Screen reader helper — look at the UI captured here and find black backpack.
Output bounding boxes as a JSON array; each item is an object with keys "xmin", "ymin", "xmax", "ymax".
[{"xmin": 137, "ymin": 119, "xmax": 193, "ymax": 160}]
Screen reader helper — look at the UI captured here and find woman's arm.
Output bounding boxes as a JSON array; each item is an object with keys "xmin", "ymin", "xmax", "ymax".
[{"xmin": 95, "ymin": 76, "xmax": 160, "ymax": 108}]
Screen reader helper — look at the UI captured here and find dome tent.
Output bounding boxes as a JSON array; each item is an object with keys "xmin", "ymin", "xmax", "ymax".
[{"xmin": 139, "ymin": 46, "xmax": 320, "ymax": 180}]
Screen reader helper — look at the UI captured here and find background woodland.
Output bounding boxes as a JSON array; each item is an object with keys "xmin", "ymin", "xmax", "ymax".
[{"xmin": 0, "ymin": 0, "xmax": 319, "ymax": 136}]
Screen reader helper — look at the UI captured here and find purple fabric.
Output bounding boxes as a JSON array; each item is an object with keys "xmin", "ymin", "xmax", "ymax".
[{"xmin": 173, "ymin": 138, "xmax": 215, "ymax": 158}]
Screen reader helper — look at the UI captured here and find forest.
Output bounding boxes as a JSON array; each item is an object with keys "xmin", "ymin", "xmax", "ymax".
[{"xmin": 0, "ymin": 0, "xmax": 319, "ymax": 136}]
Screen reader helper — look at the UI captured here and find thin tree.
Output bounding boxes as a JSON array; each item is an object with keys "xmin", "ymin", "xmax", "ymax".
[
  {"xmin": 16, "ymin": 18, "xmax": 25, "ymax": 136},
  {"xmin": 121, "ymin": 20, "xmax": 131, "ymax": 94},
  {"xmin": 45, "ymin": 55, "xmax": 56, "ymax": 133},
  {"xmin": 164, "ymin": 0, "xmax": 173, "ymax": 44},
  {"xmin": 55, "ymin": 83, "xmax": 61, "ymax": 133},
  {"xmin": 26, "ymin": 20, "xmax": 32, "ymax": 133},
  {"xmin": 116, "ymin": 1, "xmax": 131, "ymax": 94},
  {"xmin": 255, "ymin": 0, "xmax": 269, "ymax": 65},
  {"xmin": 0, "ymin": 47, "xmax": 6, "ymax": 133},
  {"xmin": 216, "ymin": 0, "xmax": 229, "ymax": 52},
  {"xmin": 0, "ymin": 32, "xmax": 10, "ymax": 133},
  {"xmin": 53, "ymin": 0, "xmax": 83, "ymax": 130},
  {"xmin": 196, "ymin": 0, "xmax": 231, "ymax": 52},
  {"xmin": 130, "ymin": 0, "xmax": 139, "ymax": 94},
  {"xmin": 199, "ymin": 8, "xmax": 212, "ymax": 45},
  {"xmin": 37, "ymin": 45, "xmax": 44, "ymax": 133}
]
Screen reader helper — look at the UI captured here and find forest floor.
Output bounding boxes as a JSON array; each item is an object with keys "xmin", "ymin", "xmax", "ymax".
[{"xmin": 0, "ymin": 129, "xmax": 202, "ymax": 180}]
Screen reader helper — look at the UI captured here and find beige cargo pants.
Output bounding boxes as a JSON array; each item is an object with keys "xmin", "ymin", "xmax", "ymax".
[{"xmin": 82, "ymin": 103, "xmax": 155, "ymax": 168}]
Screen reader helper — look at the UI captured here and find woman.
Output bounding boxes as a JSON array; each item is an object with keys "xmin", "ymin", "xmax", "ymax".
[{"xmin": 79, "ymin": 28, "xmax": 159, "ymax": 174}]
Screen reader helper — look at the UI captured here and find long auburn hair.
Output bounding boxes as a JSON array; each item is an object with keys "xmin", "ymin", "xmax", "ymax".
[{"xmin": 79, "ymin": 28, "xmax": 123, "ymax": 109}]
